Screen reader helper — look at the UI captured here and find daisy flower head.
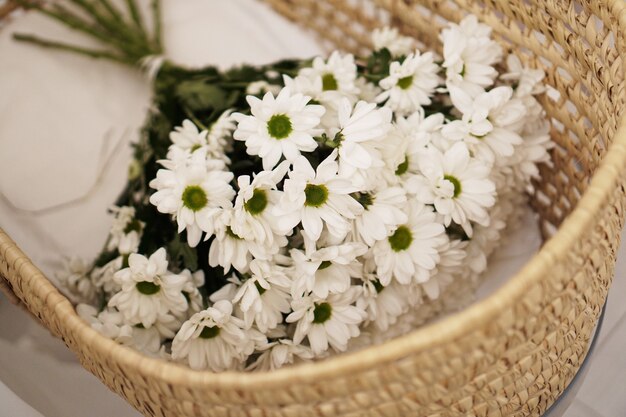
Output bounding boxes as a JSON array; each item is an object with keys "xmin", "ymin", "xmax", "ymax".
[
  {"xmin": 501, "ymin": 54, "xmax": 546, "ymax": 97},
  {"xmin": 149, "ymin": 151, "xmax": 235, "ymax": 247},
  {"xmin": 207, "ymin": 109, "xmax": 237, "ymax": 156},
  {"xmin": 208, "ymin": 208, "xmax": 282, "ymax": 273},
  {"xmin": 357, "ymin": 276, "xmax": 410, "ymax": 332},
  {"xmin": 395, "ymin": 110, "xmax": 446, "ymax": 154},
  {"xmin": 233, "ymin": 87, "xmax": 325, "ymax": 170},
  {"xmin": 351, "ymin": 186, "xmax": 408, "ymax": 246},
  {"xmin": 373, "ymin": 201, "xmax": 447, "ymax": 286},
  {"xmin": 56, "ymin": 257, "xmax": 98, "ymax": 305},
  {"xmin": 171, "ymin": 300, "xmax": 251, "ymax": 371},
  {"xmin": 168, "ymin": 119, "xmax": 209, "ymax": 155},
  {"xmin": 442, "ymin": 85, "xmax": 524, "ymax": 163},
  {"xmin": 275, "ymin": 151, "xmax": 363, "ymax": 242},
  {"xmin": 77, "ymin": 304, "xmax": 133, "ymax": 344},
  {"xmin": 248, "ymin": 339, "xmax": 314, "ymax": 371},
  {"xmin": 441, "ymin": 15, "xmax": 503, "ymax": 97},
  {"xmin": 334, "ymin": 98, "xmax": 392, "ymax": 186},
  {"xmin": 107, "ymin": 206, "xmax": 143, "ymax": 255},
  {"xmin": 232, "ymin": 259, "xmax": 292, "ymax": 333},
  {"xmin": 108, "ymin": 248, "xmax": 188, "ymax": 328},
  {"xmin": 421, "ymin": 238, "xmax": 467, "ymax": 300},
  {"xmin": 298, "ymin": 51, "xmax": 360, "ymax": 100},
  {"xmin": 408, "ymin": 142, "xmax": 496, "ymax": 235},
  {"xmin": 290, "ymin": 242, "xmax": 367, "ymax": 298},
  {"xmin": 287, "ymin": 287, "xmax": 367, "ymax": 355},
  {"xmin": 230, "ymin": 160, "xmax": 290, "ymax": 245},
  {"xmin": 372, "ymin": 27, "xmax": 414, "ymax": 57},
  {"xmin": 356, "ymin": 256, "xmax": 411, "ymax": 332},
  {"xmin": 377, "ymin": 51, "xmax": 440, "ymax": 116}
]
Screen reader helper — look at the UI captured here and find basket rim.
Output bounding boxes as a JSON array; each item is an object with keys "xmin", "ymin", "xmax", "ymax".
[{"xmin": 2, "ymin": 0, "xmax": 626, "ymax": 391}]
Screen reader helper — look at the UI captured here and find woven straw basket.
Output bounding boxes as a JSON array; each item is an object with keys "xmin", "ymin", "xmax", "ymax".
[{"xmin": 2, "ymin": 0, "xmax": 626, "ymax": 416}]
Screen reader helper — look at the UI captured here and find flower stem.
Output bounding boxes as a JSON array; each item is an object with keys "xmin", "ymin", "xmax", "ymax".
[{"xmin": 12, "ymin": 33, "xmax": 129, "ymax": 64}]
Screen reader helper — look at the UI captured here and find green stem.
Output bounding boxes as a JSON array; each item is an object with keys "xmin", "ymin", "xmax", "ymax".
[
  {"xmin": 66, "ymin": 0, "xmax": 136, "ymax": 45},
  {"xmin": 12, "ymin": 33, "xmax": 129, "ymax": 64},
  {"xmin": 151, "ymin": 0, "xmax": 162, "ymax": 51},
  {"xmin": 125, "ymin": 0, "xmax": 146, "ymax": 35},
  {"xmin": 98, "ymin": 0, "xmax": 125, "ymax": 23}
]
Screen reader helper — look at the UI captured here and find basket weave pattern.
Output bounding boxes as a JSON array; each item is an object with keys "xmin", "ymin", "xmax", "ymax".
[{"xmin": 2, "ymin": 0, "xmax": 626, "ymax": 416}]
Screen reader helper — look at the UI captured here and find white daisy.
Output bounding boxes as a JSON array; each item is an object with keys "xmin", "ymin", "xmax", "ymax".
[
  {"xmin": 377, "ymin": 51, "xmax": 440, "ymax": 115},
  {"xmin": 372, "ymin": 27, "xmax": 414, "ymax": 57},
  {"xmin": 395, "ymin": 110, "xmax": 445, "ymax": 154},
  {"xmin": 248, "ymin": 339, "xmax": 314, "ymax": 371},
  {"xmin": 56, "ymin": 257, "xmax": 98, "ymax": 304},
  {"xmin": 107, "ymin": 206, "xmax": 143, "ymax": 255},
  {"xmin": 232, "ymin": 260, "xmax": 292, "ymax": 333},
  {"xmin": 207, "ymin": 109, "xmax": 237, "ymax": 156},
  {"xmin": 409, "ymin": 142, "xmax": 496, "ymax": 234},
  {"xmin": 286, "ymin": 287, "xmax": 366, "ymax": 355},
  {"xmin": 171, "ymin": 300, "xmax": 250, "ymax": 371},
  {"xmin": 233, "ymin": 87, "xmax": 325, "ymax": 170},
  {"xmin": 373, "ymin": 201, "xmax": 447, "ymax": 285},
  {"xmin": 290, "ymin": 242, "xmax": 367, "ymax": 298},
  {"xmin": 421, "ymin": 238, "xmax": 467, "ymax": 300},
  {"xmin": 77, "ymin": 304, "xmax": 133, "ymax": 343},
  {"xmin": 108, "ymin": 248, "xmax": 188, "ymax": 328},
  {"xmin": 91, "ymin": 255, "xmax": 124, "ymax": 295},
  {"xmin": 351, "ymin": 186, "xmax": 408, "ymax": 246},
  {"xmin": 275, "ymin": 151, "xmax": 363, "ymax": 242},
  {"xmin": 181, "ymin": 269, "xmax": 206, "ymax": 315},
  {"xmin": 208, "ymin": 209, "xmax": 284, "ymax": 273},
  {"xmin": 334, "ymin": 98, "xmax": 392, "ymax": 186},
  {"xmin": 149, "ymin": 152, "xmax": 235, "ymax": 247},
  {"xmin": 246, "ymin": 80, "xmax": 282, "ymax": 96},
  {"xmin": 356, "ymin": 256, "xmax": 410, "ymax": 331},
  {"xmin": 442, "ymin": 85, "xmax": 524, "ymax": 163},
  {"xmin": 441, "ymin": 15, "xmax": 502, "ymax": 96},
  {"xmin": 501, "ymin": 54, "xmax": 546, "ymax": 97},
  {"xmin": 168, "ymin": 119, "xmax": 208, "ymax": 154},
  {"xmin": 230, "ymin": 161, "xmax": 290, "ymax": 244},
  {"xmin": 298, "ymin": 51, "xmax": 360, "ymax": 99}
]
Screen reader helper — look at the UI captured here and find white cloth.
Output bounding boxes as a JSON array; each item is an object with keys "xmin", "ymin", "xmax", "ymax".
[{"xmin": 0, "ymin": 1, "xmax": 543, "ymax": 416}]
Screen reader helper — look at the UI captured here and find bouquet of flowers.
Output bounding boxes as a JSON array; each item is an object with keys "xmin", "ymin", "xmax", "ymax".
[{"xmin": 17, "ymin": 1, "xmax": 552, "ymax": 371}]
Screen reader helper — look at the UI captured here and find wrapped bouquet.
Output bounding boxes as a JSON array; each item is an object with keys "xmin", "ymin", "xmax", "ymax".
[{"xmin": 17, "ymin": 1, "xmax": 552, "ymax": 371}]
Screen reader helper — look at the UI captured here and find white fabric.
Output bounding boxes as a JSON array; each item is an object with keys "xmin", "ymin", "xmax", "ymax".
[{"xmin": 0, "ymin": 1, "xmax": 542, "ymax": 416}]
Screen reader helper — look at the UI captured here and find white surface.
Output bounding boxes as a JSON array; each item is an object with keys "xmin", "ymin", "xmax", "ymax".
[{"xmin": 0, "ymin": 1, "xmax": 619, "ymax": 416}]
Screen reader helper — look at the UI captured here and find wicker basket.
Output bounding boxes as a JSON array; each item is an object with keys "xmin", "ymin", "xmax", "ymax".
[{"xmin": 2, "ymin": 0, "xmax": 626, "ymax": 416}]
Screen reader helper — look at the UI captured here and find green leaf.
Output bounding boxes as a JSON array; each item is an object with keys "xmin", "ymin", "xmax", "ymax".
[
  {"xmin": 168, "ymin": 234, "xmax": 198, "ymax": 271},
  {"xmin": 175, "ymin": 81, "xmax": 229, "ymax": 112}
]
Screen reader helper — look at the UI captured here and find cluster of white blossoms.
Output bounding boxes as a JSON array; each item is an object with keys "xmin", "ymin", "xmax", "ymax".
[{"xmin": 63, "ymin": 17, "xmax": 553, "ymax": 372}]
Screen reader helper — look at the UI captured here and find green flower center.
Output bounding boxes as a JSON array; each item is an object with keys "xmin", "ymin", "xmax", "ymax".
[
  {"xmin": 395, "ymin": 156, "xmax": 409, "ymax": 176},
  {"xmin": 254, "ymin": 281, "xmax": 267, "ymax": 295},
  {"xmin": 355, "ymin": 192, "xmax": 375, "ymax": 209},
  {"xmin": 267, "ymin": 114, "xmax": 293, "ymax": 139},
  {"xmin": 226, "ymin": 226, "xmax": 243, "ymax": 240},
  {"xmin": 123, "ymin": 218, "xmax": 142, "ymax": 234},
  {"xmin": 318, "ymin": 260, "xmax": 332, "ymax": 270},
  {"xmin": 397, "ymin": 75, "xmax": 414, "ymax": 90},
  {"xmin": 190, "ymin": 143, "xmax": 202, "ymax": 152},
  {"xmin": 244, "ymin": 188, "xmax": 268, "ymax": 215},
  {"xmin": 444, "ymin": 174, "xmax": 462, "ymax": 198},
  {"xmin": 388, "ymin": 225, "xmax": 413, "ymax": 252},
  {"xmin": 199, "ymin": 326, "xmax": 220, "ymax": 339},
  {"xmin": 304, "ymin": 184, "xmax": 329, "ymax": 207},
  {"xmin": 322, "ymin": 73, "xmax": 338, "ymax": 91},
  {"xmin": 372, "ymin": 279, "xmax": 385, "ymax": 293},
  {"xmin": 135, "ymin": 281, "xmax": 161, "ymax": 295},
  {"xmin": 313, "ymin": 302, "xmax": 332, "ymax": 324},
  {"xmin": 182, "ymin": 185, "xmax": 208, "ymax": 212}
]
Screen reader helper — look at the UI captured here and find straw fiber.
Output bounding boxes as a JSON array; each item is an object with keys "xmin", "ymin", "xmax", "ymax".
[{"xmin": 2, "ymin": 0, "xmax": 626, "ymax": 415}]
